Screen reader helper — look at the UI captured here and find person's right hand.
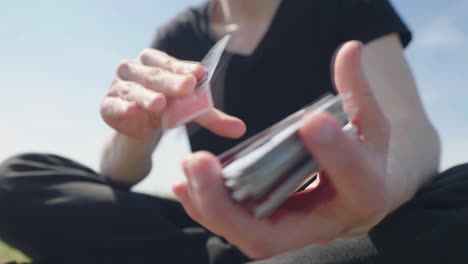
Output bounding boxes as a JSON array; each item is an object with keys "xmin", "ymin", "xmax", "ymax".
[
  {"xmin": 100, "ymin": 48, "xmax": 246, "ymax": 140},
  {"xmin": 173, "ymin": 41, "xmax": 392, "ymax": 259}
]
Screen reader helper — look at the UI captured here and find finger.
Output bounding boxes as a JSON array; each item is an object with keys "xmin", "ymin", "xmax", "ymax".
[
  {"xmin": 182, "ymin": 152, "xmax": 252, "ymax": 235},
  {"xmin": 139, "ymin": 48, "xmax": 206, "ymax": 80},
  {"xmin": 298, "ymin": 112, "xmax": 386, "ymax": 214},
  {"xmin": 194, "ymin": 109, "xmax": 246, "ymax": 138},
  {"xmin": 109, "ymin": 79, "xmax": 166, "ymax": 113},
  {"xmin": 100, "ymin": 96, "xmax": 156, "ymax": 137},
  {"xmin": 117, "ymin": 60, "xmax": 197, "ymax": 97},
  {"xmin": 172, "ymin": 180, "xmax": 202, "ymax": 221},
  {"xmin": 333, "ymin": 41, "xmax": 389, "ymax": 153},
  {"xmin": 100, "ymin": 96, "xmax": 139, "ymax": 123}
]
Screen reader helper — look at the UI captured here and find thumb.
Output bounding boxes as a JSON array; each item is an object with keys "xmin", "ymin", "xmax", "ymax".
[
  {"xmin": 181, "ymin": 152, "xmax": 250, "ymax": 232},
  {"xmin": 333, "ymin": 41, "xmax": 389, "ymax": 153}
]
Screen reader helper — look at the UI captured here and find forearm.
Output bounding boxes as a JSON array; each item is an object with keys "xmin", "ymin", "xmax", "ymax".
[
  {"xmin": 362, "ymin": 34, "xmax": 441, "ymax": 211},
  {"xmin": 386, "ymin": 117, "xmax": 440, "ymax": 211},
  {"xmin": 100, "ymin": 130, "xmax": 162, "ymax": 186}
]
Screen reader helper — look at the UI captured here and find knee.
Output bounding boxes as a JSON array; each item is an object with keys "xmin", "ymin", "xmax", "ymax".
[
  {"xmin": 0, "ymin": 153, "xmax": 51, "ymax": 205},
  {"xmin": 0, "ymin": 153, "xmax": 45, "ymax": 176},
  {"xmin": 0, "ymin": 153, "xmax": 26, "ymax": 194},
  {"xmin": 0, "ymin": 155, "xmax": 28, "ymax": 228},
  {"xmin": 0, "ymin": 153, "xmax": 58, "ymax": 237}
]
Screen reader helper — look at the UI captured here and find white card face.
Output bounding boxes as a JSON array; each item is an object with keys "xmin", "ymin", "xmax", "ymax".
[
  {"xmin": 162, "ymin": 35, "xmax": 231, "ymax": 130},
  {"xmin": 196, "ymin": 35, "xmax": 231, "ymax": 88},
  {"xmin": 220, "ymin": 94, "xmax": 351, "ymax": 218}
]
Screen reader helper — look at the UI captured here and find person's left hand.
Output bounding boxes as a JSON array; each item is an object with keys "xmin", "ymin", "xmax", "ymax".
[
  {"xmin": 173, "ymin": 41, "xmax": 391, "ymax": 259},
  {"xmin": 101, "ymin": 48, "xmax": 246, "ymax": 140}
]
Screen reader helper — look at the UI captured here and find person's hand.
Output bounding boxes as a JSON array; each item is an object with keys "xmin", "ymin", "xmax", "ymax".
[
  {"xmin": 100, "ymin": 48, "xmax": 246, "ymax": 139},
  {"xmin": 172, "ymin": 41, "xmax": 391, "ymax": 259}
]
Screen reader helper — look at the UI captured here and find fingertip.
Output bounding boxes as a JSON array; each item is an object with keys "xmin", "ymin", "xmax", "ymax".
[
  {"xmin": 189, "ymin": 151, "xmax": 222, "ymax": 175},
  {"xmin": 197, "ymin": 109, "xmax": 247, "ymax": 139},
  {"xmin": 172, "ymin": 180, "xmax": 189, "ymax": 200},
  {"xmin": 299, "ymin": 112, "xmax": 342, "ymax": 148},
  {"xmin": 188, "ymin": 63, "xmax": 206, "ymax": 80},
  {"xmin": 345, "ymin": 41, "xmax": 363, "ymax": 54},
  {"xmin": 183, "ymin": 151, "xmax": 222, "ymax": 189},
  {"xmin": 146, "ymin": 93, "xmax": 167, "ymax": 113},
  {"xmin": 183, "ymin": 62, "xmax": 206, "ymax": 80},
  {"xmin": 234, "ymin": 120, "xmax": 247, "ymax": 138},
  {"xmin": 336, "ymin": 41, "xmax": 363, "ymax": 66},
  {"xmin": 177, "ymin": 74, "xmax": 197, "ymax": 96},
  {"xmin": 347, "ymin": 41, "xmax": 363, "ymax": 70},
  {"xmin": 333, "ymin": 40, "xmax": 364, "ymax": 94},
  {"xmin": 225, "ymin": 119, "xmax": 247, "ymax": 139}
]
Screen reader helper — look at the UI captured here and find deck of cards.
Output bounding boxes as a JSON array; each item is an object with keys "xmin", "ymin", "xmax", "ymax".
[{"xmin": 219, "ymin": 94, "xmax": 354, "ymax": 218}]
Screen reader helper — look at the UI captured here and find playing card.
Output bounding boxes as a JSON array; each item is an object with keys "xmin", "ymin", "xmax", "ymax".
[
  {"xmin": 219, "ymin": 94, "xmax": 354, "ymax": 218},
  {"xmin": 162, "ymin": 35, "xmax": 231, "ymax": 129}
]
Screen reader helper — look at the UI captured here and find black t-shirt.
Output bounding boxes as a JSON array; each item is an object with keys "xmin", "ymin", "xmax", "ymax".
[{"xmin": 152, "ymin": 0, "xmax": 411, "ymax": 155}]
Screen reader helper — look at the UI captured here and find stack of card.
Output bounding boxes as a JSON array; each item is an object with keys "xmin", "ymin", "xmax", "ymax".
[{"xmin": 219, "ymin": 94, "xmax": 351, "ymax": 218}]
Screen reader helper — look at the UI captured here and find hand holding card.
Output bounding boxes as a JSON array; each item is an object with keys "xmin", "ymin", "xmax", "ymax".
[
  {"xmin": 174, "ymin": 41, "xmax": 391, "ymax": 259},
  {"xmin": 162, "ymin": 35, "xmax": 231, "ymax": 129},
  {"xmin": 102, "ymin": 34, "xmax": 244, "ymax": 142},
  {"xmin": 219, "ymin": 94, "xmax": 357, "ymax": 218}
]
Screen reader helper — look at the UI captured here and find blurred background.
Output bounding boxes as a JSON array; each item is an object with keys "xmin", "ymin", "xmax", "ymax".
[{"xmin": 0, "ymin": 0, "xmax": 467, "ymax": 188}]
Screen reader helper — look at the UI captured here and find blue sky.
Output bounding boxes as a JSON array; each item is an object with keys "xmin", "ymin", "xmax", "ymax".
[{"xmin": 0, "ymin": 0, "xmax": 467, "ymax": 177}]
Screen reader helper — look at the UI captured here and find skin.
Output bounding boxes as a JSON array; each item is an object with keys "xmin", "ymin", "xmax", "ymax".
[
  {"xmin": 173, "ymin": 41, "xmax": 391, "ymax": 259},
  {"xmin": 99, "ymin": 0, "xmax": 440, "ymax": 258},
  {"xmin": 100, "ymin": 50, "xmax": 246, "ymax": 185}
]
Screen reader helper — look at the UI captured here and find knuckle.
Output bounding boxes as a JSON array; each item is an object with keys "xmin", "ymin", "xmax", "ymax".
[
  {"xmin": 144, "ymin": 67, "xmax": 163, "ymax": 87},
  {"xmin": 162, "ymin": 58, "xmax": 175, "ymax": 71}
]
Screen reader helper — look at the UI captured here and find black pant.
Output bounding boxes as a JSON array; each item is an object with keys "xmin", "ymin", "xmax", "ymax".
[{"xmin": 0, "ymin": 153, "xmax": 468, "ymax": 264}]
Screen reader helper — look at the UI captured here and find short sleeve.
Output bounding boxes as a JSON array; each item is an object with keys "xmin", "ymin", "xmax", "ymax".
[
  {"xmin": 149, "ymin": 19, "xmax": 196, "ymax": 60},
  {"xmin": 149, "ymin": 5, "xmax": 210, "ymax": 61},
  {"xmin": 341, "ymin": 0, "xmax": 412, "ymax": 47},
  {"xmin": 150, "ymin": 27, "xmax": 172, "ymax": 53}
]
